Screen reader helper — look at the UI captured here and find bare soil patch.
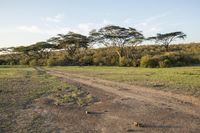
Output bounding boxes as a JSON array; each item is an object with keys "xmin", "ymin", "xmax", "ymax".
[{"xmin": 46, "ymin": 69, "xmax": 200, "ymax": 133}]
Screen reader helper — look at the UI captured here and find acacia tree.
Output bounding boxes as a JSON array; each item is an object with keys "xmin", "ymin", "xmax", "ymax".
[
  {"xmin": 147, "ymin": 31, "xmax": 186, "ymax": 51},
  {"xmin": 47, "ymin": 32, "xmax": 89, "ymax": 57},
  {"xmin": 14, "ymin": 42, "xmax": 56, "ymax": 65},
  {"xmin": 0, "ymin": 47, "xmax": 18, "ymax": 65},
  {"xmin": 89, "ymin": 25, "xmax": 144, "ymax": 64},
  {"xmin": 0, "ymin": 47, "xmax": 14, "ymax": 54},
  {"xmin": 14, "ymin": 42, "xmax": 55, "ymax": 58}
]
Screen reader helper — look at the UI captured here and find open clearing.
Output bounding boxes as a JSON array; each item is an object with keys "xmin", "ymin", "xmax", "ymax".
[
  {"xmin": 1, "ymin": 66, "xmax": 200, "ymax": 132},
  {"xmin": 0, "ymin": 67, "xmax": 95, "ymax": 132},
  {"xmin": 47, "ymin": 66, "xmax": 200, "ymax": 97}
]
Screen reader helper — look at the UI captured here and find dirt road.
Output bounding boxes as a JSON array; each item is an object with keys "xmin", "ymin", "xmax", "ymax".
[{"xmin": 47, "ymin": 69, "xmax": 200, "ymax": 133}]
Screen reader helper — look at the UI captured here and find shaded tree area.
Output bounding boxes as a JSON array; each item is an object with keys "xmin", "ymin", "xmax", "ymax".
[{"xmin": 0, "ymin": 25, "xmax": 199, "ymax": 68}]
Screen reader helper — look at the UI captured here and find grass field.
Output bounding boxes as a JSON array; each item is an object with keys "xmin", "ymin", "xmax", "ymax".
[
  {"xmin": 47, "ymin": 66, "xmax": 200, "ymax": 97},
  {"xmin": 1, "ymin": 66, "xmax": 200, "ymax": 132},
  {"xmin": 0, "ymin": 67, "xmax": 93, "ymax": 132}
]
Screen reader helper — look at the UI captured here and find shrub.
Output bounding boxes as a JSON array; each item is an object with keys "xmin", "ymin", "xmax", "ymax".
[
  {"xmin": 131, "ymin": 59, "xmax": 140, "ymax": 67},
  {"xmin": 47, "ymin": 57, "xmax": 66, "ymax": 66},
  {"xmin": 29, "ymin": 59, "xmax": 37, "ymax": 66},
  {"xmin": 162, "ymin": 52, "xmax": 199, "ymax": 66},
  {"xmin": 79, "ymin": 56, "xmax": 93, "ymax": 65},
  {"xmin": 19, "ymin": 57, "xmax": 30, "ymax": 65},
  {"xmin": 119, "ymin": 56, "xmax": 133, "ymax": 66},
  {"xmin": 159, "ymin": 59, "xmax": 172, "ymax": 68},
  {"xmin": 1, "ymin": 43, "xmax": 200, "ymax": 67},
  {"xmin": 0, "ymin": 59, "xmax": 6, "ymax": 65},
  {"xmin": 110, "ymin": 57, "xmax": 117, "ymax": 66},
  {"xmin": 140, "ymin": 55, "xmax": 159, "ymax": 68},
  {"xmin": 93, "ymin": 57, "xmax": 100, "ymax": 66},
  {"xmin": 47, "ymin": 57, "xmax": 55, "ymax": 66}
]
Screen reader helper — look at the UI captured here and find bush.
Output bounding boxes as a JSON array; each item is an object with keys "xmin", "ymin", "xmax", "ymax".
[
  {"xmin": 140, "ymin": 55, "xmax": 158, "ymax": 68},
  {"xmin": 161, "ymin": 52, "xmax": 199, "ymax": 67},
  {"xmin": 0, "ymin": 59, "xmax": 6, "ymax": 65},
  {"xmin": 19, "ymin": 58, "xmax": 30, "ymax": 65},
  {"xmin": 119, "ymin": 56, "xmax": 127, "ymax": 66},
  {"xmin": 119, "ymin": 56, "xmax": 134, "ymax": 67},
  {"xmin": 29, "ymin": 59, "xmax": 37, "ymax": 66},
  {"xmin": 1, "ymin": 43, "xmax": 200, "ymax": 67},
  {"xmin": 79, "ymin": 56, "xmax": 93, "ymax": 65},
  {"xmin": 159, "ymin": 59, "xmax": 171, "ymax": 68},
  {"xmin": 131, "ymin": 59, "xmax": 140, "ymax": 67},
  {"xmin": 47, "ymin": 57, "xmax": 66, "ymax": 66}
]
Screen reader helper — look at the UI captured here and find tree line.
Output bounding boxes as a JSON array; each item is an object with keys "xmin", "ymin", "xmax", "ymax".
[{"xmin": 1, "ymin": 25, "xmax": 199, "ymax": 67}]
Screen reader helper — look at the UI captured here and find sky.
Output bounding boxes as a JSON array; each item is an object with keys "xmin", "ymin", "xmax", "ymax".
[{"xmin": 0, "ymin": 0, "xmax": 200, "ymax": 48}]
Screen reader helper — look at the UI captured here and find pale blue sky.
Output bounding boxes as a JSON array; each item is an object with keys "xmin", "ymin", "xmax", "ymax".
[{"xmin": 0, "ymin": 0, "xmax": 200, "ymax": 47}]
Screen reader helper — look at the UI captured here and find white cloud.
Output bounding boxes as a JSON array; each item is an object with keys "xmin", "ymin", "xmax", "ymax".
[
  {"xmin": 16, "ymin": 18, "xmax": 113, "ymax": 37},
  {"xmin": 41, "ymin": 14, "xmax": 64, "ymax": 23},
  {"xmin": 16, "ymin": 24, "xmax": 93, "ymax": 36},
  {"xmin": 16, "ymin": 14, "xmax": 166, "ymax": 38},
  {"xmin": 102, "ymin": 19, "xmax": 112, "ymax": 25},
  {"xmin": 123, "ymin": 18, "xmax": 132, "ymax": 24},
  {"xmin": 75, "ymin": 20, "xmax": 112, "ymax": 35},
  {"xmin": 17, "ymin": 25, "xmax": 41, "ymax": 33},
  {"xmin": 132, "ymin": 12, "xmax": 171, "ymax": 36},
  {"xmin": 76, "ymin": 23, "xmax": 95, "ymax": 35}
]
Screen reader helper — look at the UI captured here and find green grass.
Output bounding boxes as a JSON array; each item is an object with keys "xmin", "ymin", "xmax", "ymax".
[
  {"xmin": 0, "ymin": 67, "xmax": 93, "ymax": 132},
  {"xmin": 0, "ymin": 65, "xmax": 29, "ymax": 68},
  {"xmin": 47, "ymin": 66, "xmax": 200, "ymax": 97}
]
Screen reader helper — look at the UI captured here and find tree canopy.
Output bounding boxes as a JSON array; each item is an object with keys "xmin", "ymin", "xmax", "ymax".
[
  {"xmin": 89, "ymin": 25, "xmax": 144, "ymax": 47},
  {"xmin": 89, "ymin": 25, "xmax": 144, "ymax": 61},
  {"xmin": 147, "ymin": 31, "xmax": 187, "ymax": 51},
  {"xmin": 48, "ymin": 32, "xmax": 89, "ymax": 56}
]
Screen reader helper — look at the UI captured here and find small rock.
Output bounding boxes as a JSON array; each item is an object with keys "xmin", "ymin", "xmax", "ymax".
[
  {"xmin": 54, "ymin": 102, "xmax": 60, "ymax": 106},
  {"xmin": 133, "ymin": 122, "xmax": 143, "ymax": 127},
  {"xmin": 85, "ymin": 111, "xmax": 90, "ymax": 114},
  {"xmin": 86, "ymin": 111, "xmax": 105, "ymax": 115},
  {"xmin": 86, "ymin": 111, "xmax": 93, "ymax": 114}
]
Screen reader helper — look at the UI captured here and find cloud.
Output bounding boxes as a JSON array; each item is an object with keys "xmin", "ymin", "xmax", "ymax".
[
  {"xmin": 123, "ymin": 18, "xmax": 132, "ymax": 24},
  {"xmin": 17, "ymin": 13, "xmax": 166, "ymax": 37},
  {"xmin": 132, "ymin": 12, "xmax": 171, "ymax": 36},
  {"xmin": 15, "ymin": 19, "xmax": 115, "ymax": 38},
  {"xmin": 16, "ymin": 23, "xmax": 94, "ymax": 36},
  {"xmin": 144, "ymin": 12, "xmax": 169, "ymax": 23},
  {"xmin": 41, "ymin": 14, "xmax": 64, "ymax": 23},
  {"xmin": 76, "ymin": 23, "xmax": 95, "ymax": 35},
  {"xmin": 75, "ymin": 20, "xmax": 112, "ymax": 35},
  {"xmin": 17, "ymin": 25, "xmax": 41, "ymax": 33},
  {"xmin": 102, "ymin": 19, "xmax": 113, "ymax": 25}
]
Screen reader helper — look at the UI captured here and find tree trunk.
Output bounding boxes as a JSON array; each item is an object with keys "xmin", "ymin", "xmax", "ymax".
[{"xmin": 116, "ymin": 48, "xmax": 124, "ymax": 66}]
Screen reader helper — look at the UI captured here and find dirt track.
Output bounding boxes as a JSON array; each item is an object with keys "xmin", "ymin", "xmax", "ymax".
[{"xmin": 47, "ymin": 69, "xmax": 200, "ymax": 133}]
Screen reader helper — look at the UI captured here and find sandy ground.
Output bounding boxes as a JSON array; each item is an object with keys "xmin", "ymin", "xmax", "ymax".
[{"xmin": 43, "ymin": 69, "xmax": 200, "ymax": 133}]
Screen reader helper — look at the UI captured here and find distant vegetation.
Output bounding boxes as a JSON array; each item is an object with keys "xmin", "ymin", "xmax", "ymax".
[{"xmin": 0, "ymin": 25, "xmax": 199, "ymax": 68}]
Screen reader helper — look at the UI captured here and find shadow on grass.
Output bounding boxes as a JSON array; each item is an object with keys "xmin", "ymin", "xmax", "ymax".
[
  {"xmin": 143, "ymin": 124, "xmax": 180, "ymax": 129},
  {"xmin": 126, "ymin": 124, "xmax": 180, "ymax": 132},
  {"xmin": 127, "ymin": 129, "xmax": 144, "ymax": 132}
]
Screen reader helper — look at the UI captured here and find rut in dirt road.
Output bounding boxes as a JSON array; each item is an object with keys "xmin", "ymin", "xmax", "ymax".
[{"xmin": 46, "ymin": 69, "xmax": 200, "ymax": 133}]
